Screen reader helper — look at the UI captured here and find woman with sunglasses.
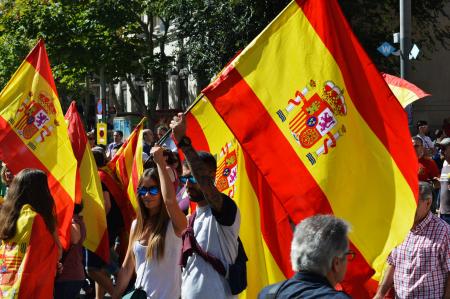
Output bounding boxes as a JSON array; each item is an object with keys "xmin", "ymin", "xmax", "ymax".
[{"xmin": 113, "ymin": 146, "xmax": 187, "ymax": 299}]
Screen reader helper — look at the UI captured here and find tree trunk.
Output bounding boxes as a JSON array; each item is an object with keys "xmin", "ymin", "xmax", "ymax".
[
  {"xmin": 109, "ymin": 82, "xmax": 122, "ymax": 112},
  {"xmin": 125, "ymin": 74, "xmax": 147, "ymax": 114}
]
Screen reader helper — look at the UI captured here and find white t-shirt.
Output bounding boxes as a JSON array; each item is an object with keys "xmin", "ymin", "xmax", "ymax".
[
  {"xmin": 132, "ymin": 220, "xmax": 182, "ymax": 299},
  {"xmin": 181, "ymin": 197, "xmax": 241, "ymax": 299}
]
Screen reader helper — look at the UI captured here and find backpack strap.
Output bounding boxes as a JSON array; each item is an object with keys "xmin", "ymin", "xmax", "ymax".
[{"xmin": 180, "ymin": 211, "xmax": 227, "ymax": 276}]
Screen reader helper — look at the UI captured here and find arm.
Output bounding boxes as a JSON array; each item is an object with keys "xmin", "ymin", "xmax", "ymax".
[
  {"xmin": 152, "ymin": 146, "xmax": 187, "ymax": 237},
  {"xmin": 112, "ymin": 225, "xmax": 136, "ymax": 299},
  {"xmin": 373, "ymin": 265, "xmax": 394, "ymax": 299},
  {"xmin": 103, "ymin": 190, "xmax": 111, "ymax": 214},
  {"xmin": 170, "ymin": 113, "xmax": 224, "ymax": 212},
  {"xmin": 70, "ymin": 221, "xmax": 81, "ymax": 244}
]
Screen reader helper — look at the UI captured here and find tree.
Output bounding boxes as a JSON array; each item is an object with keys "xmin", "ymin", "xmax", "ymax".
[
  {"xmin": 0, "ymin": 0, "xmax": 179, "ymax": 125},
  {"xmin": 174, "ymin": 0, "xmax": 450, "ymax": 89}
]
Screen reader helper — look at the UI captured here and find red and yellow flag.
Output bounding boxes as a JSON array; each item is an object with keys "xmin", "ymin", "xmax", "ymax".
[
  {"xmin": 199, "ymin": 0, "xmax": 418, "ymax": 297},
  {"xmin": 65, "ymin": 101, "xmax": 110, "ymax": 263},
  {"xmin": 127, "ymin": 125, "xmax": 145, "ymax": 211},
  {"xmin": 0, "ymin": 205, "xmax": 58, "ymax": 298},
  {"xmin": 382, "ymin": 73, "xmax": 430, "ymax": 107},
  {"xmin": 0, "ymin": 40, "xmax": 77, "ymax": 249},
  {"xmin": 106, "ymin": 118, "xmax": 146, "ymax": 228}
]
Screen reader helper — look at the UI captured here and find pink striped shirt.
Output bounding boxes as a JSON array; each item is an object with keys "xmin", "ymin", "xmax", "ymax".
[{"xmin": 387, "ymin": 212, "xmax": 450, "ymax": 298}]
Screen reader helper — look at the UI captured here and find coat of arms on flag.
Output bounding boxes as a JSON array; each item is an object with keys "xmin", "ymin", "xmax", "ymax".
[
  {"xmin": 276, "ymin": 80, "xmax": 347, "ymax": 166},
  {"xmin": 9, "ymin": 91, "xmax": 58, "ymax": 149},
  {"xmin": 215, "ymin": 139, "xmax": 239, "ymax": 199}
]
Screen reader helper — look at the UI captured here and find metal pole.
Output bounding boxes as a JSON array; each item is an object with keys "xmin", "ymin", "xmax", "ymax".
[
  {"xmin": 99, "ymin": 66, "xmax": 106, "ymax": 121},
  {"xmin": 400, "ymin": 0, "xmax": 413, "ymax": 129}
]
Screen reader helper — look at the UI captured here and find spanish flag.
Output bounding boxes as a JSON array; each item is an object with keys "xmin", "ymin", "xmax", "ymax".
[
  {"xmin": 382, "ymin": 73, "xmax": 430, "ymax": 107},
  {"xmin": 65, "ymin": 102, "xmax": 110, "ymax": 263},
  {"xmin": 0, "ymin": 40, "xmax": 77, "ymax": 249},
  {"xmin": 0, "ymin": 205, "xmax": 58, "ymax": 298},
  {"xmin": 199, "ymin": 0, "xmax": 417, "ymax": 297}
]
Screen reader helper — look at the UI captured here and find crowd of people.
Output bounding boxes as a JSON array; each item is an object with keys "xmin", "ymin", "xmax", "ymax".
[
  {"xmin": 0, "ymin": 115, "xmax": 449, "ymax": 299},
  {"xmin": 0, "ymin": 115, "xmax": 242, "ymax": 299}
]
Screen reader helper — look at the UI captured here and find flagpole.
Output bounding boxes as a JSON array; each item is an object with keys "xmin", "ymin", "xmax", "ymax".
[{"xmin": 156, "ymin": 93, "xmax": 205, "ymax": 145}]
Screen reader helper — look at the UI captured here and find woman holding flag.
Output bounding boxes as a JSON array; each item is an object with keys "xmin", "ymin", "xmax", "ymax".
[
  {"xmin": 0, "ymin": 169, "xmax": 60, "ymax": 298},
  {"xmin": 113, "ymin": 146, "xmax": 186, "ymax": 299}
]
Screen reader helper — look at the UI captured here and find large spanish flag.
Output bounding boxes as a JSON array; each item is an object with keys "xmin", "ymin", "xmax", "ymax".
[
  {"xmin": 201, "ymin": 0, "xmax": 418, "ymax": 297},
  {"xmin": 65, "ymin": 101, "xmax": 110, "ymax": 263},
  {"xmin": 0, "ymin": 40, "xmax": 77, "ymax": 249},
  {"xmin": 0, "ymin": 205, "xmax": 58, "ymax": 298}
]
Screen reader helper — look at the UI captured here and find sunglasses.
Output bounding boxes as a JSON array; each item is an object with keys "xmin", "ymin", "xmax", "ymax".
[
  {"xmin": 342, "ymin": 250, "xmax": 356, "ymax": 262},
  {"xmin": 179, "ymin": 175, "xmax": 197, "ymax": 184},
  {"xmin": 137, "ymin": 186, "xmax": 159, "ymax": 197}
]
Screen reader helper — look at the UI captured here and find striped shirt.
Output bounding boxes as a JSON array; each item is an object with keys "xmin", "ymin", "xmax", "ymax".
[{"xmin": 387, "ymin": 212, "xmax": 450, "ymax": 298}]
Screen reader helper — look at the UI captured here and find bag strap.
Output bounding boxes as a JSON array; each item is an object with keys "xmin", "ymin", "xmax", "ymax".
[{"xmin": 183, "ymin": 211, "xmax": 227, "ymax": 276}]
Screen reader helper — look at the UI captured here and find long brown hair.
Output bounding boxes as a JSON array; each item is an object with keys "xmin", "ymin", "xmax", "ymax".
[
  {"xmin": 133, "ymin": 168, "xmax": 169, "ymax": 261},
  {"xmin": 0, "ymin": 169, "xmax": 57, "ymax": 240}
]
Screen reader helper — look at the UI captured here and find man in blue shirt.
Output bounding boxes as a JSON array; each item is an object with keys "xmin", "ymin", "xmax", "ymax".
[
  {"xmin": 106, "ymin": 130, "xmax": 123, "ymax": 159},
  {"xmin": 258, "ymin": 215, "xmax": 352, "ymax": 299}
]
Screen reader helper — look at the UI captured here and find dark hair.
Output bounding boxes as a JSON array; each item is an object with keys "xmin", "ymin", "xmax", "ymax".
[
  {"xmin": 74, "ymin": 203, "xmax": 83, "ymax": 215},
  {"xmin": 416, "ymin": 120, "xmax": 428, "ymax": 130},
  {"xmin": 0, "ymin": 169, "xmax": 56, "ymax": 240},
  {"xmin": 198, "ymin": 151, "xmax": 217, "ymax": 173},
  {"xmin": 134, "ymin": 168, "xmax": 169, "ymax": 261},
  {"xmin": 114, "ymin": 130, "xmax": 123, "ymax": 137},
  {"xmin": 156, "ymin": 125, "xmax": 168, "ymax": 133},
  {"xmin": 92, "ymin": 147, "xmax": 106, "ymax": 167}
]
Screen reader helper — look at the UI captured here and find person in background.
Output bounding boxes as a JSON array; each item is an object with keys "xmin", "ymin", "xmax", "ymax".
[
  {"xmin": 142, "ymin": 129, "xmax": 155, "ymax": 157},
  {"xmin": 437, "ymin": 138, "xmax": 450, "ymax": 225},
  {"xmin": 416, "ymin": 120, "xmax": 435, "ymax": 156},
  {"xmin": 156, "ymin": 125, "xmax": 177, "ymax": 152},
  {"xmin": 54, "ymin": 203, "xmax": 86, "ymax": 299},
  {"xmin": 87, "ymin": 131, "xmax": 96, "ymax": 148},
  {"xmin": 0, "ymin": 169, "xmax": 61, "ymax": 298},
  {"xmin": 106, "ymin": 130, "xmax": 124, "ymax": 159},
  {"xmin": 0, "ymin": 162, "xmax": 14, "ymax": 199},
  {"xmin": 413, "ymin": 136, "xmax": 440, "ymax": 212},
  {"xmin": 113, "ymin": 146, "xmax": 185, "ymax": 299}
]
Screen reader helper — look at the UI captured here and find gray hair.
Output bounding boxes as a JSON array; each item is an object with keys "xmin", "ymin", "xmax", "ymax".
[
  {"xmin": 418, "ymin": 181, "xmax": 433, "ymax": 201},
  {"xmin": 290, "ymin": 215, "xmax": 350, "ymax": 276}
]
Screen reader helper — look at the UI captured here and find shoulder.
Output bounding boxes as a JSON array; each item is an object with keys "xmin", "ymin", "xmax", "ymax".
[
  {"xmin": 211, "ymin": 194, "xmax": 239, "ymax": 226},
  {"xmin": 432, "ymin": 215, "xmax": 450, "ymax": 234}
]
